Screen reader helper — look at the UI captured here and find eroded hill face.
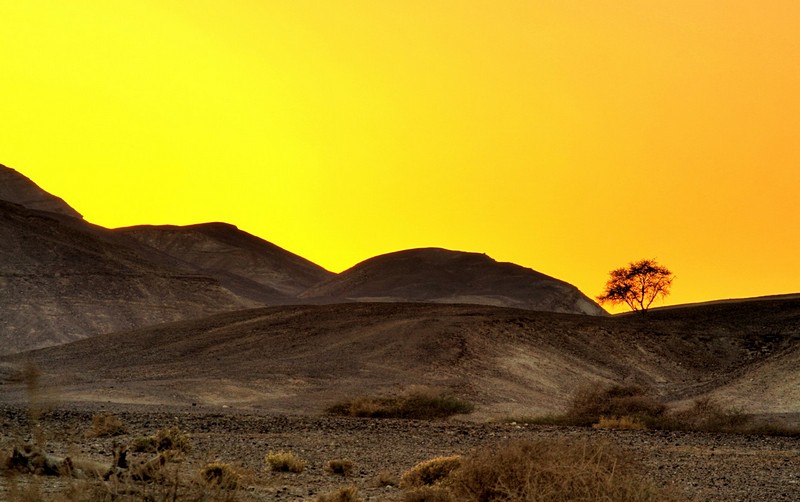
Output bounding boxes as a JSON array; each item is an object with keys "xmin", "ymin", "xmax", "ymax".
[
  {"xmin": 302, "ymin": 248, "xmax": 606, "ymax": 316},
  {"xmin": 5, "ymin": 299, "xmax": 796, "ymax": 419},
  {"xmin": 0, "ymin": 201, "xmax": 253, "ymax": 354},
  {"xmin": 118, "ymin": 223, "xmax": 334, "ymax": 303},
  {"xmin": 0, "ymin": 165, "xmax": 83, "ymax": 219}
]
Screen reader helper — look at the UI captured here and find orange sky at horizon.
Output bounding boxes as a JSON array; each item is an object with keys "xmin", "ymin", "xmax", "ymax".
[{"xmin": 2, "ymin": 1, "xmax": 798, "ymax": 311}]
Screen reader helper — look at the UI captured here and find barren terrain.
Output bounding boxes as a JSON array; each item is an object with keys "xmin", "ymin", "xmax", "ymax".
[
  {"xmin": 1, "ymin": 405, "xmax": 798, "ymax": 501},
  {"xmin": 3, "ymin": 299, "xmax": 798, "ymax": 420}
]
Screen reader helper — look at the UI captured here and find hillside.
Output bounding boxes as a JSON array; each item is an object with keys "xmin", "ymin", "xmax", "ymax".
[
  {"xmin": 118, "ymin": 223, "xmax": 333, "ymax": 304},
  {"xmin": 301, "ymin": 248, "xmax": 605, "ymax": 315},
  {"xmin": 0, "ymin": 200, "xmax": 254, "ymax": 354},
  {"xmin": 0, "ymin": 164, "xmax": 83, "ymax": 219},
  {"xmin": 4, "ymin": 297, "xmax": 797, "ymax": 419}
]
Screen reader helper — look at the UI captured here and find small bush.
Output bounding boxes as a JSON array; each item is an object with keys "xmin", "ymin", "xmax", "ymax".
[
  {"xmin": 403, "ymin": 486, "xmax": 456, "ymax": 502},
  {"xmin": 449, "ymin": 438, "xmax": 675, "ymax": 502},
  {"xmin": 86, "ymin": 413, "xmax": 127, "ymax": 438},
  {"xmin": 129, "ymin": 436, "xmax": 158, "ymax": 453},
  {"xmin": 129, "ymin": 427, "xmax": 191, "ymax": 455},
  {"xmin": 265, "ymin": 450, "xmax": 306, "ymax": 473},
  {"xmin": 200, "ymin": 462, "xmax": 240, "ymax": 489},
  {"xmin": 400, "ymin": 456, "xmax": 462, "ymax": 489},
  {"xmin": 566, "ymin": 385, "xmax": 666, "ymax": 427},
  {"xmin": 327, "ymin": 389, "xmax": 474, "ymax": 420},
  {"xmin": 593, "ymin": 415, "xmax": 648, "ymax": 430},
  {"xmin": 656, "ymin": 397, "xmax": 748, "ymax": 433},
  {"xmin": 325, "ymin": 458, "xmax": 355, "ymax": 477},
  {"xmin": 155, "ymin": 426, "xmax": 192, "ymax": 453},
  {"xmin": 314, "ymin": 485, "xmax": 363, "ymax": 502}
]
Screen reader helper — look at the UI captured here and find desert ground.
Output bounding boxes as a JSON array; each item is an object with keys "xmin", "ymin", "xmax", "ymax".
[
  {"xmin": 1, "ymin": 403, "xmax": 799, "ymax": 501},
  {"xmin": 2, "ymin": 298, "xmax": 799, "ymax": 501}
]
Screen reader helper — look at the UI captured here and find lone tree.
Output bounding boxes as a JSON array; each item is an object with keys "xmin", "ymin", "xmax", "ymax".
[{"xmin": 597, "ymin": 259, "xmax": 674, "ymax": 312}]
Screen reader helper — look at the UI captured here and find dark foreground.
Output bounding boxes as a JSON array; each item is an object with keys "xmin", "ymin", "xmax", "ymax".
[{"xmin": 1, "ymin": 404, "xmax": 798, "ymax": 501}]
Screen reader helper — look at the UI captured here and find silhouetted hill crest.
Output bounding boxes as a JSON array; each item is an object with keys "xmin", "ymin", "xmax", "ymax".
[
  {"xmin": 0, "ymin": 164, "xmax": 83, "ymax": 219},
  {"xmin": 302, "ymin": 247, "xmax": 606, "ymax": 315}
]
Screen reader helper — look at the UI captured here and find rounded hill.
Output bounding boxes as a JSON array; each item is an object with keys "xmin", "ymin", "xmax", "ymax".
[{"xmin": 301, "ymin": 247, "xmax": 606, "ymax": 315}]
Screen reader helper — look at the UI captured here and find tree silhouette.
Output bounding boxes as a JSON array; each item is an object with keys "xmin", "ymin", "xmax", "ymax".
[{"xmin": 597, "ymin": 259, "xmax": 674, "ymax": 312}]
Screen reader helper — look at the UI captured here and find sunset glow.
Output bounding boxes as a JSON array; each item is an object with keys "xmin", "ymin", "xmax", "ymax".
[{"xmin": 2, "ymin": 1, "xmax": 798, "ymax": 310}]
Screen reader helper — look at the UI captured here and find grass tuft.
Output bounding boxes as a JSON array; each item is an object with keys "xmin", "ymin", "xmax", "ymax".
[
  {"xmin": 400, "ymin": 456, "xmax": 462, "ymax": 489},
  {"xmin": 325, "ymin": 458, "xmax": 355, "ymax": 477},
  {"xmin": 265, "ymin": 450, "xmax": 307, "ymax": 473},
  {"xmin": 199, "ymin": 462, "xmax": 240, "ymax": 489}
]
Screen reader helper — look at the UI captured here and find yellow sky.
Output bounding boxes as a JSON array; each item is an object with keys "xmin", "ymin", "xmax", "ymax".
[{"xmin": 2, "ymin": 1, "xmax": 798, "ymax": 310}]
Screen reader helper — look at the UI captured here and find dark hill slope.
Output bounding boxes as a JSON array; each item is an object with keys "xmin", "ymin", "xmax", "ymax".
[
  {"xmin": 0, "ymin": 201, "xmax": 251, "ymax": 354},
  {"xmin": 5, "ymin": 298, "xmax": 797, "ymax": 418},
  {"xmin": 301, "ymin": 248, "xmax": 605, "ymax": 315},
  {"xmin": 118, "ymin": 223, "xmax": 333, "ymax": 304},
  {"xmin": 0, "ymin": 164, "xmax": 83, "ymax": 219}
]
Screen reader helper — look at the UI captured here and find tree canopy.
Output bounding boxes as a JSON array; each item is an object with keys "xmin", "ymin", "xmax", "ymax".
[{"xmin": 597, "ymin": 259, "xmax": 674, "ymax": 312}]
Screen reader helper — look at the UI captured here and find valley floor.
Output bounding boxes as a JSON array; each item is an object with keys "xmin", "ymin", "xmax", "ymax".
[{"xmin": 1, "ymin": 404, "xmax": 799, "ymax": 501}]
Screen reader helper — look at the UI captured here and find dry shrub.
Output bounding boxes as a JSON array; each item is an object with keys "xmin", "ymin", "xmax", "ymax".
[
  {"xmin": 325, "ymin": 458, "xmax": 355, "ymax": 477},
  {"xmin": 403, "ymin": 486, "xmax": 456, "ymax": 502},
  {"xmin": 129, "ymin": 435, "xmax": 158, "ymax": 453},
  {"xmin": 313, "ymin": 485, "xmax": 363, "ymax": 502},
  {"xmin": 266, "ymin": 450, "xmax": 306, "ymax": 473},
  {"xmin": 200, "ymin": 462, "xmax": 240, "ymax": 489},
  {"xmin": 326, "ymin": 388, "xmax": 474, "ymax": 420},
  {"xmin": 155, "ymin": 426, "xmax": 192, "ymax": 453},
  {"xmin": 449, "ymin": 438, "xmax": 675, "ymax": 502},
  {"xmin": 400, "ymin": 456, "xmax": 462, "ymax": 489},
  {"xmin": 661, "ymin": 397, "xmax": 748, "ymax": 433},
  {"xmin": 86, "ymin": 413, "xmax": 127, "ymax": 438},
  {"xmin": 129, "ymin": 427, "xmax": 191, "ymax": 455},
  {"xmin": 593, "ymin": 415, "xmax": 648, "ymax": 430},
  {"xmin": 566, "ymin": 385, "xmax": 666, "ymax": 427}
]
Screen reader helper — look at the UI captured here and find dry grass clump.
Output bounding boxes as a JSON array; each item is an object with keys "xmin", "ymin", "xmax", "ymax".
[
  {"xmin": 513, "ymin": 386, "xmax": 799, "ymax": 436},
  {"xmin": 326, "ymin": 388, "xmax": 474, "ymax": 420},
  {"xmin": 400, "ymin": 455, "xmax": 462, "ymax": 489},
  {"xmin": 566, "ymin": 385, "xmax": 667, "ymax": 427},
  {"xmin": 129, "ymin": 435, "xmax": 159, "ymax": 453},
  {"xmin": 85, "ymin": 413, "xmax": 127, "ymax": 438},
  {"xmin": 659, "ymin": 397, "xmax": 748, "ymax": 433},
  {"xmin": 265, "ymin": 450, "xmax": 307, "ymax": 473},
  {"xmin": 447, "ymin": 438, "xmax": 675, "ymax": 502},
  {"xmin": 130, "ymin": 427, "xmax": 191, "ymax": 454},
  {"xmin": 155, "ymin": 426, "xmax": 192, "ymax": 453},
  {"xmin": 593, "ymin": 415, "xmax": 648, "ymax": 430},
  {"xmin": 403, "ymin": 486, "xmax": 456, "ymax": 502},
  {"xmin": 199, "ymin": 462, "xmax": 240, "ymax": 489},
  {"xmin": 313, "ymin": 485, "xmax": 363, "ymax": 502},
  {"xmin": 325, "ymin": 458, "xmax": 355, "ymax": 477}
]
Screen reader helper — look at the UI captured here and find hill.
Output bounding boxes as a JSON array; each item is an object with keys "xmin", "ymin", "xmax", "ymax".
[
  {"xmin": 301, "ymin": 248, "xmax": 605, "ymax": 315},
  {"xmin": 4, "ymin": 297, "xmax": 797, "ymax": 419},
  {"xmin": 118, "ymin": 223, "xmax": 334, "ymax": 304},
  {"xmin": 0, "ymin": 200, "xmax": 253, "ymax": 354},
  {"xmin": 0, "ymin": 164, "xmax": 83, "ymax": 219}
]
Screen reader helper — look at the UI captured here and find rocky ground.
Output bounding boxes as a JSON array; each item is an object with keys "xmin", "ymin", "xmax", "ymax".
[{"xmin": 1, "ymin": 403, "xmax": 798, "ymax": 501}]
